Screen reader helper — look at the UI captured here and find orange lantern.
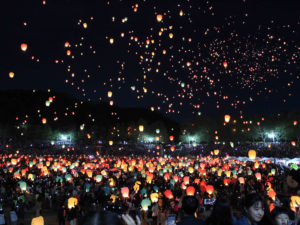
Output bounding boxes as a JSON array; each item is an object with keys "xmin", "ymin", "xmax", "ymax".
[
  {"xmin": 21, "ymin": 43, "xmax": 28, "ymax": 51},
  {"xmin": 186, "ymin": 186, "xmax": 195, "ymax": 196},
  {"xmin": 268, "ymin": 189, "xmax": 276, "ymax": 200},
  {"xmin": 156, "ymin": 14, "xmax": 163, "ymax": 22},
  {"xmin": 248, "ymin": 150, "xmax": 256, "ymax": 160},
  {"xmin": 206, "ymin": 185, "xmax": 214, "ymax": 195},
  {"xmin": 214, "ymin": 149, "xmax": 219, "ymax": 155},
  {"xmin": 164, "ymin": 190, "xmax": 173, "ymax": 199},
  {"xmin": 9, "ymin": 72, "xmax": 15, "ymax": 78},
  {"xmin": 224, "ymin": 178, "xmax": 231, "ymax": 186},
  {"xmin": 42, "ymin": 118, "xmax": 47, "ymax": 124},
  {"xmin": 169, "ymin": 136, "xmax": 174, "ymax": 141},
  {"xmin": 291, "ymin": 141, "xmax": 296, "ymax": 146},
  {"xmin": 107, "ymin": 91, "xmax": 113, "ymax": 98},
  {"xmin": 223, "ymin": 61, "xmax": 228, "ymax": 68},
  {"xmin": 68, "ymin": 197, "xmax": 78, "ymax": 209},
  {"xmin": 224, "ymin": 115, "xmax": 231, "ymax": 123}
]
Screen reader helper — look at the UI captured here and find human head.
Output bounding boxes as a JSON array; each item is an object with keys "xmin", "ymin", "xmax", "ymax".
[
  {"xmin": 206, "ymin": 197, "xmax": 232, "ymax": 225},
  {"xmin": 244, "ymin": 193, "xmax": 267, "ymax": 223},
  {"xmin": 182, "ymin": 196, "xmax": 198, "ymax": 215},
  {"xmin": 82, "ymin": 211, "xmax": 123, "ymax": 225},
  {"xmin": 271, "ymin": 207, "xmax": 291, "ymax": 225}
]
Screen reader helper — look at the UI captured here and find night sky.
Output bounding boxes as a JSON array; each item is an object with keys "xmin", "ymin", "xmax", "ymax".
[{"xmin": 1, "ymin": 0, "xmax": 299, "ymax": 121}]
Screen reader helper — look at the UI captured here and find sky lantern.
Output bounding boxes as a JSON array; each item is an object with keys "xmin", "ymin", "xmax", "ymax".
[
  {"xmin": 164, "ymin": 190, "xmax": 173, "ymax": 199},
  {"xmin": 107, "ymin": 91, "xmax": 113, "ymax": 98},
  {"xmin": 11, "ymin": 158, "xmax": 17, "ymax": 165},
  {"xmin": 18, "ymin": 181, "xmax": 27, "ymax": 191},
  {"xmin": 293, "ymin": 121, "xmax": 298, "ymax": 126},
  {"xmin": 214, "ymin": 149, "xmax": 219, "ymax": 155},
  {"xmin": 31, "ymin": 216, "xmax": 44, "ymax": 225},
  {"xmin": 109, "ymin": 140, "xmax": 113, "ymax": 146},
  {"xmin": 223, "ymin": 61, "xmax": 228, "ymax": 68},
  {"xmin": 173, "ymin": 175, "xmax": 179, "ymax": 182},
  {"xmin": 68, "ymin": 197, "xmax": 78, "ymax": 209},
  {"xmin": 170, "ymin": 146, "xmax": 175, "ymax": 152},
  {"xmin": 291, "ymin": 141, "xmax": 296, "ymax": 146},
  {"xmin": 268, "ymin": 189, "xmax": 276, "ymax": 200},
  {"xmin": 64, "ymin": 42, "xmax": 70, "ymax": 47},
  {"xmin": 139, "ymin": 125, "xmax": 144, "ymax": 132},
  {"xmin": 95, "ymin": 175, "xmax": 102, "ymax": 182},
  {"xmin": 109, "ymin": 38, "xmax": 114, "ymax": 44},
  {"xmin": 186, "ymin": 186, "xmax": 195, "ymax": 196},
  {"xmin": 9, "ymin": 72, "xmax": 15, "ymax": 78},
  {"xmin": 21, "ymin": 43, "xmax": 28, "ymax": 51},
  {"xmin": 206, "ymin": 185, "xmax": 214, "ymax": 195},
  {"xmin": 141, "ymin": 199, "xmax": 151, "ymax": 211},
  {"xmin": 169, "ymin": 136, "xmax": 174, "ymax": 141},
  {"xmin": 109, "ymin": 100, "xmax": 114, "ymax": 106},
  {"xmin": 255, "ymin": 172, "xmax": 262, "ymax": 181},
  {"xmin": 238, "ymin": 177, "xmax": 245, "ymax": 184},
  {"xmin": 179, "ymin": 10, "xmax": 184, "ymax": 16},
  {"xmin": 150, "ymin": 193, "xmax": 159, "ymax": 203},
  {"xmin": 156, "ymin": 14, "xmax": 163, "ymax": 22},
  {"xmin": 248, "ymin": 150, "xmax": 256, "ymax": 160},
  {"xmin": 66, "ymin": 50, "xmax": 71, "ymax": 56},
  {"xmin": 121, "ymin": 187, "xmax": 129, "ymax": 198},
  {"xmin": 224, "ymin": 115, "xmax": 231, "ymax": 123},
  {"xmin": 183, "ymin": 176, "xmax": 190, "ymax": 185},
  {"xmin": 169, "ymin": 33, "xmax": 174, "ymax": 39},
  {"xmin": 42, "ymin": 118, "xmax": 47, "ymax": 124},
  {"xmin": 290, "ymin": 196, "xmax": 300, "ymax": 212},
  {"xmin": 83, "ymin": 22, "xmax": 88, "ymax": 28},
  {"xmin": 224, "ymin": 178, "xmax": 231, "ymax": 186}
]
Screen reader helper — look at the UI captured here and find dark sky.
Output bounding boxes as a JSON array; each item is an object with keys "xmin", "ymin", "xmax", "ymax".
[{"xmin": 0, "ymin": 0, "xmax": 299, "ymax": 121}]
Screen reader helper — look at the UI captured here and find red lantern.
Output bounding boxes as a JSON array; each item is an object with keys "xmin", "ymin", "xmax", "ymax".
[
  {"xmin": 223, "ymin": 61, "xmax": 228, "ymax": 68},
  {"xmin": 21, "ymin": 43, "xmax": 28, "ymax": 51},
  {"xmin": 224, "ymin": 178, "xmax": 231, "ymax": 186},
  {"xmin": 206, "ymin": 185, "xmax": 214, "ymax": 195},
  {"xmin": 186, "ymin": 186, "xmax": 195, "ymax": 196},
  {"xmin": 164, "ymin": 190, "xmax": 173, "ymax": 199}
]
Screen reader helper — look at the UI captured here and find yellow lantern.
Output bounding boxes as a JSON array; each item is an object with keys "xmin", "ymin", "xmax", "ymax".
[
  {"xmin": 31, "ymin": 216, "xmax": 44, "ymax": 225},
  {"xmin": 68, "ymin": 197, "xmax": 78, "ymax": 209},
  {"xmin": 9, "ymin": 72, "xmax": 15, "ymax": 78},
  {"xmin": 150, "ymin": 193, "xmax": 159, "ymax": 203},
  {"xmin": 139, "ymin": 125, "xmax": 144, "ymax": 132},
  {"xmin": 107, "ymin": 91, "xmax": 113, "ymax": 98},
  {"xmin": 109, "ymin": 140, "xmax": 113, "ymax": 146},
  {"xmin": 11, "ymin": 158, "xmax": 17, "ymax": 165},
  {"xmin": 248, "ymin": 150, "xmax": 256, "ymax": 160},
  {"xmin": 214, "ymin": 149, "xmax": 219, "ymax": 155},
  {"xmin": 290, "ymin": 196, "xmax": 300, "ymax": 212}
]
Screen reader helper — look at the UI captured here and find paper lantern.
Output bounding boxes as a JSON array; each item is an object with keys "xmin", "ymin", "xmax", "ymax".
[
  {"xmin": 139, "ymin": 125, "xmax": 144, "ymax": 132},
  {"xmin": 150, "ymin": 193, "xmax": 159, "ymax": 203},
  {"xmin": 186, "ymin": 186, "xmax": 195, "ymax": 196},
  {"xmin": 141, "ymin": 199, "xmax": 151, "ymax": 211},
  {"xmin": 206, "ymin": 185, "xmax": 214, "ymax": 195},
  {"xmin": 224, "ymin": 178, "xmax": 231, "ymax": 186},
  {"xmin": 169, "ymin": 136, "xmax": 174, "ymax": 141},
  {"xmin": 86, "ymin": 170, "xmax": 93, "ymax": 178},
  {"xmin": 188, "ymin": 167, "xmax": 194, "ymax": 174},
  {"xmin": 271, "ymin": 169, "xmax": 276, "ymax": 175},
  {"xmin": 248, "ymin": 150, "xmax": 256, "ymax": 160},
  {"xmin": 268, "ymin": 189, "xmax": 276, "ymax": 200},
  {"xmin": 21, "ymin": 43, "xmax": 28, "ymax": 51},
  {"xmin": 224, "ymin": 115, "xmax": 231, "ymax": 123},
  {"xmin": 164, "ymin": 173, "xmax": 170, "ymax": 181},
  {"xmin": 217, "ymin": 170, "xmax": 222, "ymax": 176},
  {"xmin": 254, "ymin": 162, "xmax": 259, "ymax": 169},
  {"xmin": 183, "ymin": 176, "xmax": 190, "ymax": 185},
  {"xmin": 18, "ymin": 181, "xmax": 27, "ymax": 191},
  {"xmin": 164, "ymin": 190, "xmax": 173, "ymax": 199},
  {"xmin": 223, "ymin": 61, "xmax": 228, "ymax": 68},
  {"xmin": 170, "ymin": 146, "xmax": 175, "ymax": 152},
  {"xmin": 107, "ymin": 91, "xmax": 113, "ymax": 98},
  {"xmin": 291, "ymin": 141, "xmax": 296, "ymax": 146},
  {"xmin": 83, "ymin": 22, "xmax": 88, "ymax": 28},
  {"xmin": 293, "ymin": 121, "xmax": 298, "ymax": 126},
  {"xmin": 173, "ymin": 175, "xmax": 179, "ymax": 182},
  {"xmin": 95, "ymin": 175, "xmax": 102, "ymax": 182},
  {"xmin": 42, "ymin": 118, "xmax": 47, "ymax": 124},
  {"xmin": 31, "ymin": 216, "xmax": 44, "ymax": 225},
  {"xmin": 156, "ymin": 14, "xmax": 163, "ymax": 22},
  {"xmin": 238, "ymin": 177, "xmax": 245, "ymax": 184},
  {"xmin": 109, "ymin": 140, "xmax": 113, "ymax": 146},
  {"xmin": 9, "ymin": 72, "xmax": 15, "ymax": 78},
  {"xmin": 28, "ymin": 173, "xmax": 35, "ymax": 181},
  {"xmin": 225, "ymin": 171, "xmax": 231, "ymax": 177},
  {"xmin": 255, "ymin": 172, "xmax": 262, "ymax": 181},
  {"xmin": 11, "ymin": 158, "xmax": 17, "ymax": 165},
  {"xmin": 121, "ymin": 187, "xmax": 129, "ymax": 198},
  {"xmin": 68, "ymin": 197, "xmax": 78, "ymax": 209},
  {"xmin": 214, "ymin": 149, "xmax": 219, "ymax": 155},
  {"xmin": 290, "ymin": 196, "xmax": 300, "ymax": 210}
]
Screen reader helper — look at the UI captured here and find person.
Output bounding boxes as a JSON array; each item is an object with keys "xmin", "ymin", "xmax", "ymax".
[
  {"xmin": 205, "ymin": 197, "xmax": 233, "ymax": 225},
  {"xmin": 9, "ymin": 206, "xmax": 18, "ymax": 225},
  {"xmin": 0, "ymin": 209, "xmax": 5, "ymax": 225},
  {"xmin": 271, "ymin": 207, "xmax": 291, "ymax": 225},
  {"xmin": 57, "ymin": 204, "xmax": 66, "ymax": 225},
  {"xmin": 82, "ymin": 211, "xmax": 140, "ymax": 225},
  {"xmin": 177, "ymin": 196, "xmax": 205, "ymax": 225},
  {"xmin": 233, "ymin": 193, "xmax": 272, "ymax": 225}
]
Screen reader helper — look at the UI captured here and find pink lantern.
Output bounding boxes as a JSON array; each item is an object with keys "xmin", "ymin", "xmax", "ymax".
[{"xmin": 121, "ymin": 187, "xmax": 129, "ymax": 198}]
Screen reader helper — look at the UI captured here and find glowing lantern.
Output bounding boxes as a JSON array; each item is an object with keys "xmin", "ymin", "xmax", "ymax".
[
  {"xmin": 293, "ymin": 121, "xmax": 298, "ymax": 126},
  {"xmin": 109, "ymin": 100, "xmax": 114, "ymax": 106},
  {"xmin": 86, "ymin": 170, "xmax": 93, "ymax": 178},
  {"xmin": 173, "ymin": 175, "xmax": 179, "ymax": 182},
  {"xmin": 217, "ymin": 170, "xmax": 222, "ymax": 176},
  {"xmin": 11, "ymin": 158, "xmax": 17, "ymax": 165},
  {"xmin": 224, "ymin": 178, "xmax": 231, "ymax": 186},
  {"xmin": 42, "ymin": 118, "xmax": 47, "ymax": 124},
  {"xmin": 206, "ymin": 185, "xmax": 214, "ymax": 195},
  {"xmin": 254, "ymin": 162, "xmax": 259, "ymax": 169},
  {"xmin": 21, "ymin": 43, "xmax": 28, "ymax": 51},
  {"xmin": 68, "ymin": 197, "xmax": 78, "ymax": 209},
  {"xmin": 248, "ymin": 150, "xmax": 256, "ymax": 160},
  {"xmin": 156, "ymin": 14, "xmax": 163, "ymax": 22},
  {"xmin": 170, "ymin": 146, "xmax": 175, "ymax": 152},
  {"xmin": 224, "ymin": 115, "xmax": 231, "ymax": 123},
  {"xmin": 65, "ymin": 42, "xmax": 70, "ymax": 47},
  {"xmin": 169, "ymin": 136, "xmax": 174, "ymax": 141},
  {"xmin": 150, "ymin": 193, "xmax": 159, "ymax": 203},
  {"xmin": 214, "ymin": 149, "xmax": 219, "ymax": 155},
  {"xmin": 188, "ymin": 167, "xmax": 194, "ymax": 174},
  {"xmin": 121, "ymin": 187, "xmax": 129, "ymax": 198},
  {"xmin": 66, "ymin": 50, "xmax": 71, "ymax": 56},
  {"xmin": 18, "ymin": 181, "xmax": 27, "ymax": 191},
  {"xmin": 96, "ymin": 175, "xmax": 102, "ymax": 182},
  {"xmin": 268, "ymin": 189, "xmax": 276, "ymax": 200},
  {"xmin": 139, "ymin": 125, "xmax": 144, "ymax": 132},
  {"xmin": 107, "ymin": 91, "xmax": 113, "ymax": 98},
  {"xmin": 291, "ymin": 141, "xmax": 296, "ymax": 146},
  {"xmin": 83, "ymin": 22, "xmax": 88, "ymax": 28},
  {"xmin": 290, "ymin": 196, "xmax": 300, "ymax": 212},
  {"xmin": 255, "ymin": 172, "xmax": 262, "ymax": 181},
  {"xmin": 238, "ymin": 177, "xmax": 245, "ymax": 184},
  {"xmin": 186, "ymin": 186, "xmax": 195, "ymax": 196},
  {"xmin": 183, "ymin": 176, "xmax": 190, "ymax": 185},
  {"xmin": 169, "ymin": 33, "xmax": 173, "ymax": 39},
  {"xmin": 271, "ymin": 169, "xmax": 276, "ymax": 175},
  {"xmin": 31, "ymin": 216, "xmax": 44, "ymax": 225},
  {"xmin": 164, "ymin": 190, "xmax": 173, "ymax": 199},
  {"xmin": 9, "ymin": 72, "xmax": 15, "ymax": 78},
  {"xmin": 109, "ymin": 140, "xmax": 113, "ymax": 146},
  {"xmin": 109, "ymin": 38, "xmax": 114, "ymax": 44},
  {"xmin": 141, "ymin": 199, "xmax": 151, "ymax": 211},
  {"xmin": 28, "ymin": 173, "xmax": 34, "ymax": 181},
  {"xmin": 223, "ymin": 61, "xmax": 228, "ymax": 68}
]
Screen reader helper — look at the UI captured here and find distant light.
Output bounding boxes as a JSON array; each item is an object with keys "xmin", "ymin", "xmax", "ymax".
[
  {"xmin": 267, "ymin": 132, "xmax": 275, "ymax": 139},
  {"xmin": 60, "ymin": 135, "xmax": 68, "ymax": 141}
]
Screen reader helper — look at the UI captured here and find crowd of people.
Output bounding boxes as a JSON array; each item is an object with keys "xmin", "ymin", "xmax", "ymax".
[{"xmin": 0, "ymin": 148, "xmax": 299, "ymax": 225}]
